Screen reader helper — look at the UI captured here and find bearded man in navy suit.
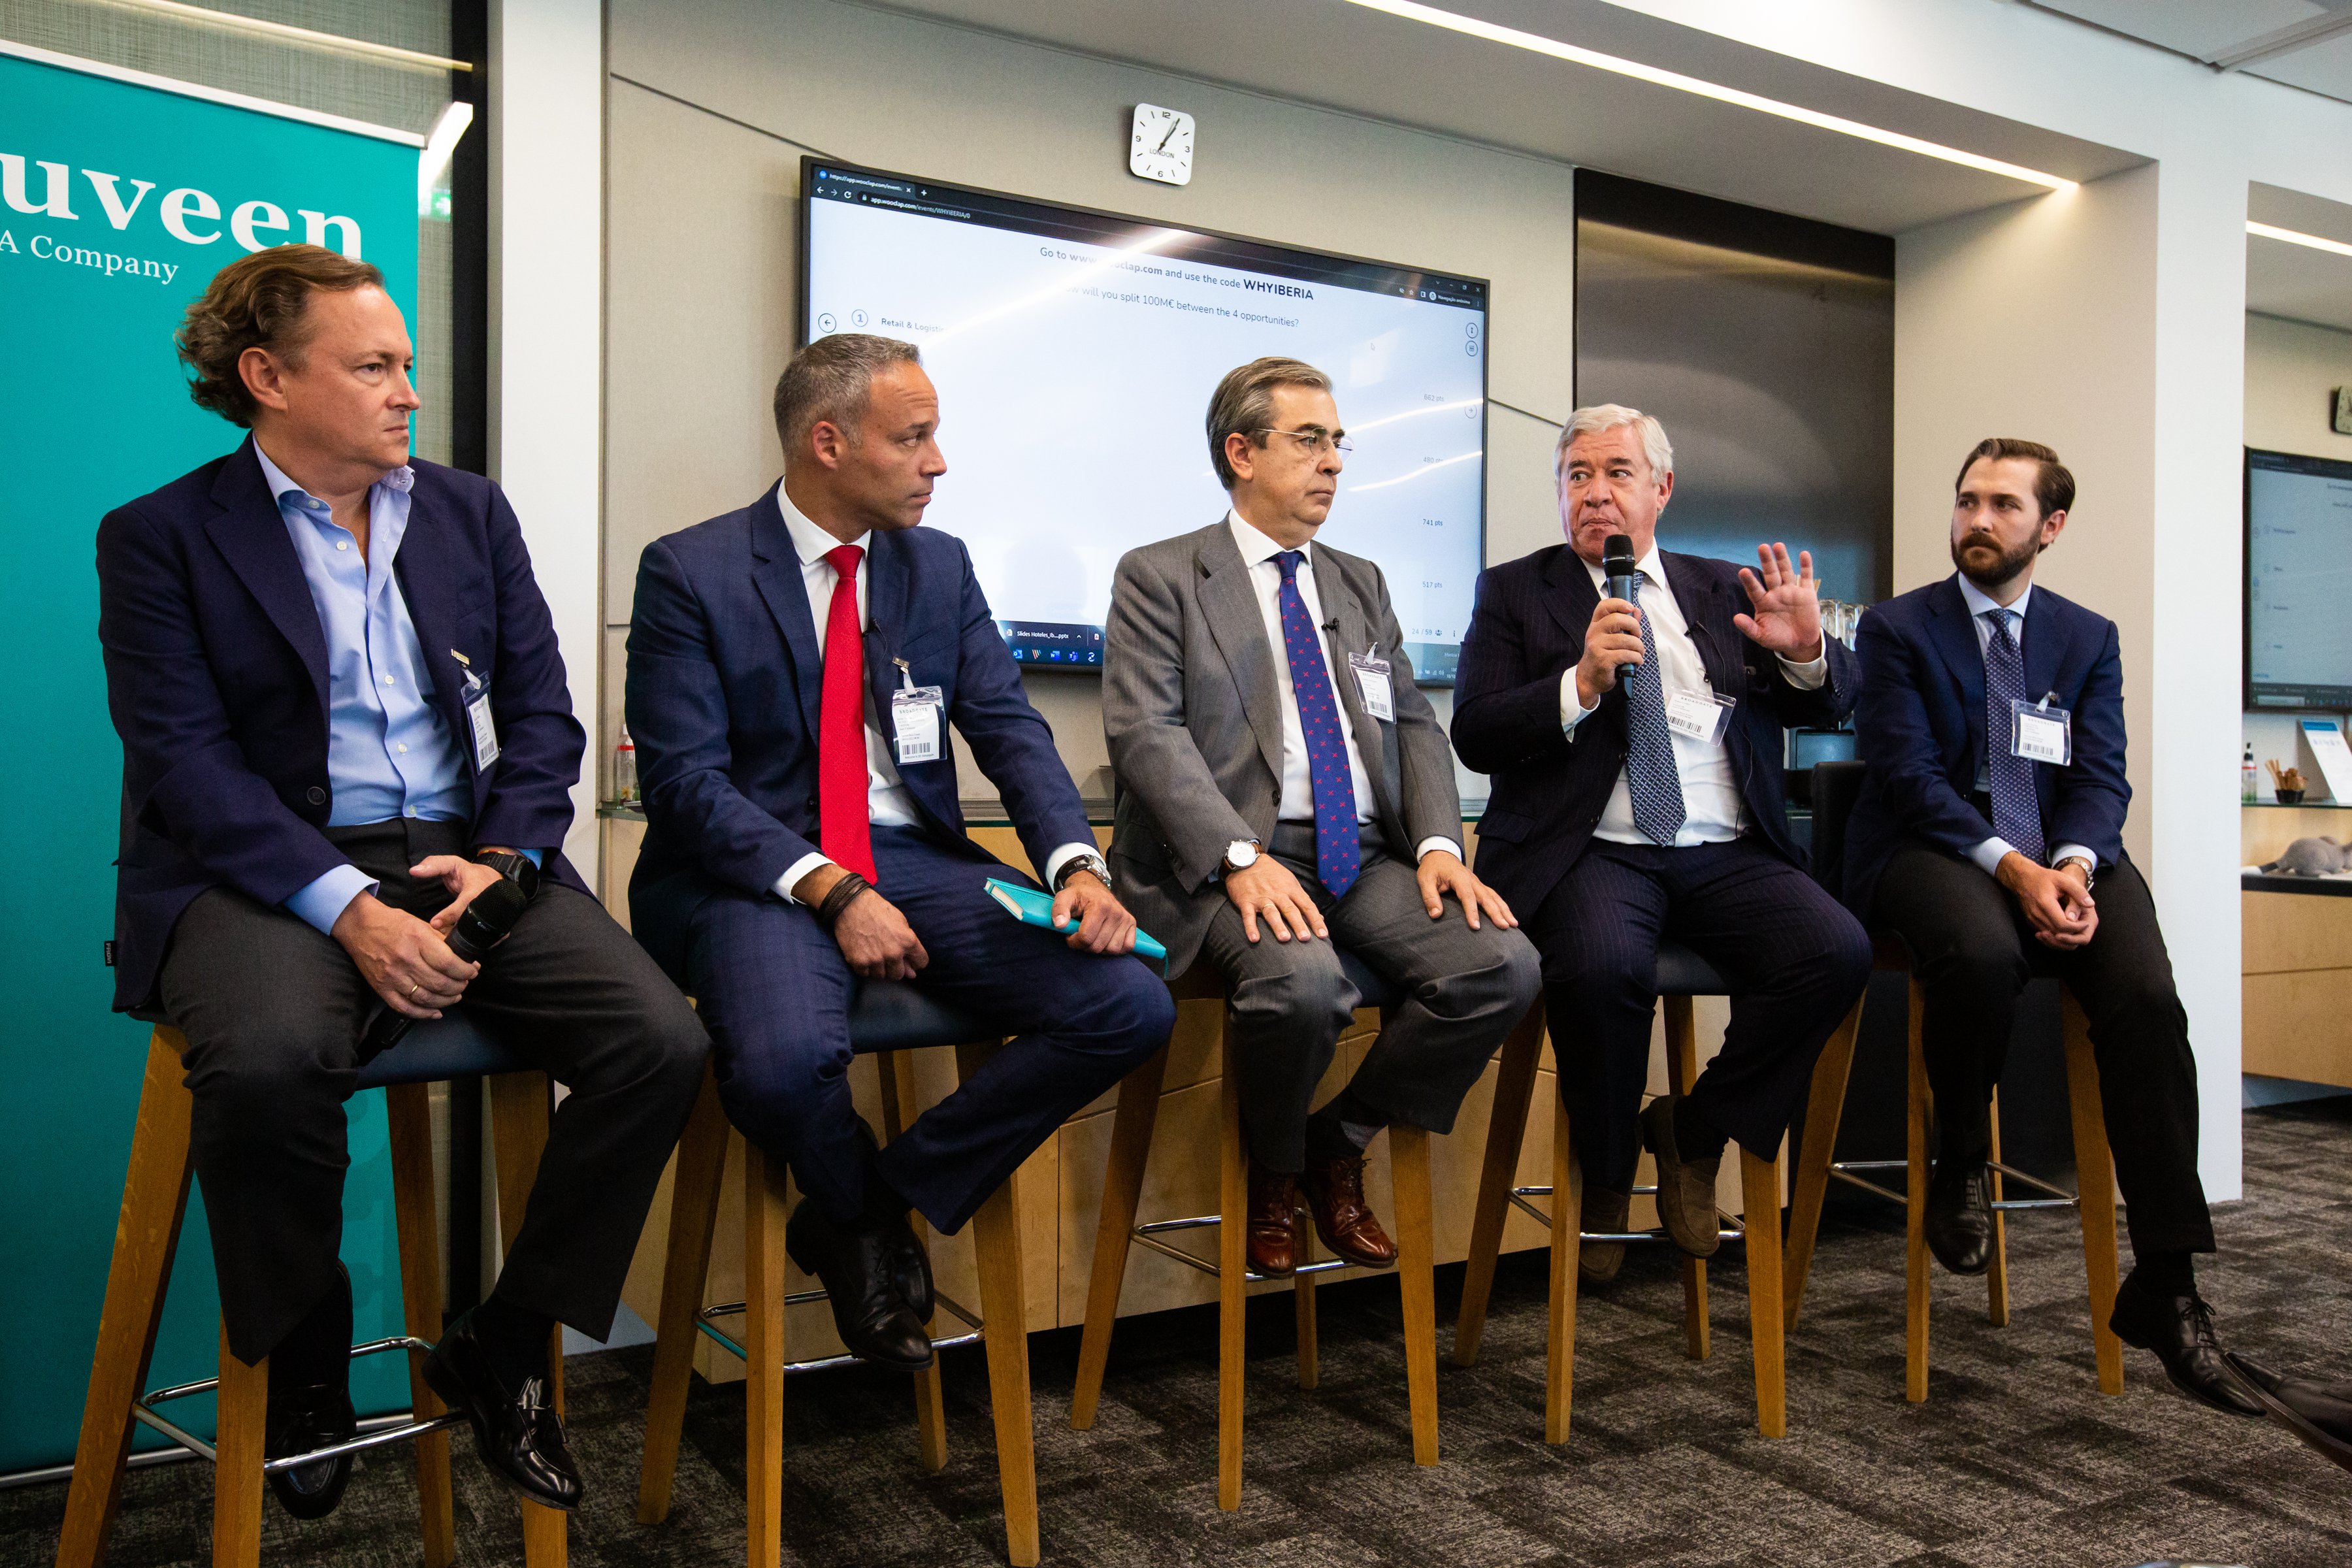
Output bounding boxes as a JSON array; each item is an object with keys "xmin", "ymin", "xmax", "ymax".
[
  {"xmin": 95, "ymin": 247, "xmax": 708, "ymax": 1518},
  {"xmin": 626, "ymin": 335, "xmax": 1171, "ymax": 1370},
  {"xmin": 1846, "ymin": 438, "xmax": 2259, "ymax": 1416}
]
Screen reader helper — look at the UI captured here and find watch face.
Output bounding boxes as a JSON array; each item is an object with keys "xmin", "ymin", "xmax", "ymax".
[{"xmin": 1130, "ymin": 103, "xmax": 1194, "ymax": 186}]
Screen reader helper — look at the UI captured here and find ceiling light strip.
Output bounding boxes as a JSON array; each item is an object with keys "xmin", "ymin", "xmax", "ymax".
[
  {"xmin": 91, "ymin": 0, "xmax": 471, "ymax": 74},
  {"xmin": 1338, "ymin": 0, "xmax": 2076, "ymax": 191},
  {"xmin": 2247, "ymin": 220, "xmax": 2352, "ymax": 259}
]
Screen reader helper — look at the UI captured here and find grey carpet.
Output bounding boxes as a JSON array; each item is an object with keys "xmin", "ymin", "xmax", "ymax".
[{"xmin": 9, "ymin": 1098, "xmax": 2351, "ymax": 1567}]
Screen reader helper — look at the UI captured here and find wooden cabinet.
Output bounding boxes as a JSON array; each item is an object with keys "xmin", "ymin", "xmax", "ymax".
[{"xmin": 2242, "ymin": 804, "xmax": 2352, "ymax": 1090}]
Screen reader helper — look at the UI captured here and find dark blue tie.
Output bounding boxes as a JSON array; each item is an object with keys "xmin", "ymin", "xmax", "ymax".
[
  {"xmin": 1273, "ymin": 551, "xmax": 1360, "ymax": 896},
  {"xmin": 1982, "ymin": 608, "xmax": 2046, "ymax": 865},
  {"xmin": 1622, "ymin": 573, "xmax": 1687, "ymax": 846}
]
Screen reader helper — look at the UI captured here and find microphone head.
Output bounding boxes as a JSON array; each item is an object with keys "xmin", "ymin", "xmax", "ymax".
[
  {"xmin": 1602, "ymin": 533, "xmax": 1636, "ymax": 577},
  {"xmin": 449, "ymin": 875, "xmax": 530, "ymax": 960}
]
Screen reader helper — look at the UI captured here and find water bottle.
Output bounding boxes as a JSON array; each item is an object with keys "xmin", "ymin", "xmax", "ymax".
[
  {"xmin": 614, "ymin": 725, "xmax": 638, "ymax": 803},
  {"xmin": 2243, "ymin": 743, "xmax": 2259, "ymax": 805}
]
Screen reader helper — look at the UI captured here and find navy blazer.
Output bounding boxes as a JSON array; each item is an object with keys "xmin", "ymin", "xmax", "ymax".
[
  {"xmin": 1843, "ymin": 574, "xmax": 2129, "ymax": 922},
  {"xmin": 1450, "ymin": 543, "xmax": 1857, "ymax": 918},
  {"xmin": 624, "ymin": 484, "xmax": 1093, "ymax": 981},
  {"xmin": 97, "ymin": 438, "xmax": 589, "ymax": 1012}
]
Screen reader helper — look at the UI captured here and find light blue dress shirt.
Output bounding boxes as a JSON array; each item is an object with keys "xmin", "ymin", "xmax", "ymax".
[{"xmin": 255, "ymin": 447, "xmax": 536, "ymax": 934}]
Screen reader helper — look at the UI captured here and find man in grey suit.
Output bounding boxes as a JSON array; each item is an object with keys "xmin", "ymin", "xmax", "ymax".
[{"xmin": 1105, "ymin": 356, "xmax": 1541, "ymax": 1277}]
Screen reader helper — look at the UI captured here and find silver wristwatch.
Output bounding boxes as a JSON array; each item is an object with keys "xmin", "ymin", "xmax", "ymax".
[
  {"xmin": 1054, "ymin": 851, "xmax": 1112, "ymax": 892},
  {"xmin": 1220, "ymin": 838, "xmax": 1262, "ymax": 877},
  {"xmin": 2055, "ymin": 855, "xmax": 2095, "ymax": 890}
]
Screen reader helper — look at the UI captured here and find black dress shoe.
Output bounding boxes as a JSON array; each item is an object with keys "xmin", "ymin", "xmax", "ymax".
[
  {"xmin": 1924, "ymin": 1158, "xmax": 1995, "ymax": 1277},
  {"xmin": 265, "ymin": 1379, "xmax": 357, "ymax": 1520},
  {"xmin": 785, "ymin": 1197, "xmax": 934, "ymax": 1369},
  {"xmin": 2108, "ymin": 1274, "xmax": 2264, "ymax": 1417},
  {"xmin": 265, "ymin": 1262, "xmax": 356, "ymax": 1520},
  {"xmin": 2223, "ymin": 1353, "xmax": 2352, "ymax": 1469},
  {"xmin": 858, "ymin": 1128, "xmax": 934, "ymax": 1324},
  {"xmin": 423, "ymin": 1313, "xmax": 584, "ymax": 1511}
]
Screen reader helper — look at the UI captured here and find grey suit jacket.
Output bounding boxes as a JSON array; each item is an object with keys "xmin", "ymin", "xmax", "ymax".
[{"xmin": 1103, "ymin": 519, "xmax": 1464, "ymax": 976}]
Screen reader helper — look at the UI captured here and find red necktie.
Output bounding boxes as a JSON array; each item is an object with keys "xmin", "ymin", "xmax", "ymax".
[{"xmin": 818, "ymin": 544, "xmax": 877, "ymax": 883}]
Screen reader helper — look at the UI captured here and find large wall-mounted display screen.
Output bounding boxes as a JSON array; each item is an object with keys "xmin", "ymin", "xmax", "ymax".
[
  {"xmin": 800, "ymin": 159, "xmax": 1489, "ymax": 682},
  {"xmin": 2247, "ymin": 446, "xmax": 2352, "ymax": 710}
]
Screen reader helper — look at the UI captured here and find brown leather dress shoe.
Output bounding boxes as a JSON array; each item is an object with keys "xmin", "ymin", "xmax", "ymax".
[
  {"xmin": 1637, "ymin": 1096, "xmax": 1722, "ymax": 1259},
  {"xmin": 1578, "ymin": 1185, "xmax": 1632, "ymax": 1286},
  {"xmin": 1301, "ymin": 1153, "xmax": 1398, "ymax": 1269},
  {"xmin": 1246, "ymin": 1167, "xmax": 1300, "ymax": 1277}
]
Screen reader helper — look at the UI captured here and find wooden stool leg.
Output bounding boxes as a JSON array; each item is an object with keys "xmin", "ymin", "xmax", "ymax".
[
  {"xmin": 1453, "ymin": 1004, "xmax": 1545, "ymax": 1367},
  {"xmin": 1904, "ymin": 979, "xmax": 1932, "ymax": 1404},
  {"xmin": 1783, "ymin": 995, "xmax": 1863, "ymax": 1326},
  {"xmin": 489, "ymin": 1072, "xmax": 567, "ymax": 1568},
  {"xmin": 639, "ymin": 1064, "xmax": 731, "ymax": 1521},
  {"xmin": 877, "ymin": 1049, "xmax": 948, "ymax": 1473},
  {"xmin": 1293, "ymin": 1266, "xmax": 1318, "ymax": 1390},
  {"xmin": 2061, "ymin": 994, "xmax": 2125, "ymax": 1395},
  {"xmin": 212, "ymin": 1328, "xmax": 267, "ymax": 1568},
  {"xmin": 1546, "ymin": 1098, "xmax": 1580, "ymax": 1446},
  {"xmin": 1069, "ymin": 1045, "xmax": 1168, "ymax": 1429},
  {"xmin": 1663, "ymin": 997, "xmax": 1708, "ymax": 1362},
  {"xmin": 57, "ymin": 1030, "xmax": 197, "ymax": 1568},
  {"xmin": 1217, "ymin": 1017, "xmax": 1247, "ymax": 1513},
  {"xmin": 1390, "ymin": 1125, "xmax": 1439, "ymax": 1467},
  {"xmin": 1985, "ymin": 1088, "xmax": 2011, "ymax": 1328},
  {"xmin": 959, "ymin": 1041, "xmax": 1040, "ymax": 1568},
  {"xmin": 386, "ymin": 1083, "xmax": 455, "ymax": 1568},
  {"xmin": 743, "ymin": 1143, "xmax": 789, "ymax": 1568},
  {"xmin": 1740, "ymin": 1147, "xmax": 1788, "ymax": 1439}
]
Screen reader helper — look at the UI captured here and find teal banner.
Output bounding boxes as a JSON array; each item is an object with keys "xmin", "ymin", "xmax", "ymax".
[{"xmin": 0, "ymin": 48, "xmax": 421, "ymax": 1473}]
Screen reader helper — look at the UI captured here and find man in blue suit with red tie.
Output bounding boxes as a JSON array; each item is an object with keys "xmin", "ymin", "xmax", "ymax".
[
  {"xmin": 627, "ymin": 334, "xmax": 1173, "ymax": 1369},
  {"xmin": 95, "ymin": 247, "xmax": 708, "ymax": 1519},
  {"xmin": 1846, "ymin": 437, "xmax": 2258, "ymax": 1415}
]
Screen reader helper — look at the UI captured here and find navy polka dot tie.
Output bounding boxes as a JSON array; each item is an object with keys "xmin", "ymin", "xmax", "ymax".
[
  {"xmin": 1275, "ymin": 551, "xmax": 1360, "ymax": 896},
  {"xmin": 1982, "ymin": 608, "xmax": 2046, "ymax": 865},
  {"xmin": 1622, "ymin": 572, "xmax": 1687, "ymax": 847}
]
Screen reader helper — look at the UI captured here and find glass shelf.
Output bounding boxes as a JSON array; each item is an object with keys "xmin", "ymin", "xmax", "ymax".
[{"xmin": 2244, "ymin": 798, "xmax": 2351, "ymax": 808}]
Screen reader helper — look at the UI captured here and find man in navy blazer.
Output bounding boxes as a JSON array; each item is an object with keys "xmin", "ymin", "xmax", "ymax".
[
  {"xmin": 627, "ymin": 334, "xmax": 1171, "ymax": 1369},
  {"xmin": 96, "ymin": 248, "xmax": 708, "ymax": 1517},
  {"xmin": 1847, "ymin": 438, "xmax": 2256, "ymax": 1415},
  {"xmin": 1453, "ymin": 405, "xmax": 1869, "ymax": 1280}
]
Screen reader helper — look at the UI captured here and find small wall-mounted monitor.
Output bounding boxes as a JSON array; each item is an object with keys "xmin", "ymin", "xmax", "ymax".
[
  {"xmin": 2246, "ymin": 446, "xmax": 2352, "ymax": 710},
  {"xmin": 798, "ymin": 158, "xmax": 1489, "ymax": 682}
]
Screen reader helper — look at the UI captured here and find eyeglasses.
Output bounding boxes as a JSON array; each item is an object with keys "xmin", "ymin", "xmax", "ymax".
[{"xmin": 1249, "ymin": 427, "xmax": 1354, "ymax": 455}]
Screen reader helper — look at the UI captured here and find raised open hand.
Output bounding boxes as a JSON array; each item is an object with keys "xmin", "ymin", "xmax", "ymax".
[{"xmin": 1732, "ymin": 542, "xmax": 1825, "ymax": 661}]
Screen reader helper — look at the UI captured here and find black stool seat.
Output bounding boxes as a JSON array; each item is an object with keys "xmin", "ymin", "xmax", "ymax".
[
  {"xmin": 1656, "ymin": 941, "xmax": 1728, "ymax": 997},
  {"xmin": 845, "ymin": 979, "xmax": 997, "ymax": 1054},
  {"xmin": 355, "ymin": 1011, "xmax": 532, "ymax": 1088}
]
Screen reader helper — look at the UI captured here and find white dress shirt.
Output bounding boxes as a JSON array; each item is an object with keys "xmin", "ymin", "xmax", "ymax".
[
  {"xmin": 1953, "ymin": 574, "xmax": 2095, "ymax": 877},
  {"xmin": 1560, "ymin": 546, "xmax": 1827, "ymax": 847},
  {"xmin": 1227, "ymin": 512, "xmax": 1460, "ymax": 866},
  {"xmin": 774, "ymin": 489, "xmax": 1094, "ymax": 902}
]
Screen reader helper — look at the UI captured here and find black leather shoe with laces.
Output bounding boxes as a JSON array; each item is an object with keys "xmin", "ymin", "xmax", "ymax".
[
  {"xmin": 423, "ymin": 1312, "xmax": 585, "ymax": 1510},
  {"xmin": 2110, "ymin": 1273, "xmax": 2264, "ymax": 1417},
  {"xmin": 1923, "ymin": 1158, "xmax": 1995, "ymax": 1277}
]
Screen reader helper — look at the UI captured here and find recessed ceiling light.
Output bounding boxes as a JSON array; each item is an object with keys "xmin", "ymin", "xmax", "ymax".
[
  {"xmin": 2247, "ymin": 220, "xmax": 2352, "ymax": 259},
  {"xmin": 1338, "ymin": 0, "xmax": 2078, "ymax": 192}
]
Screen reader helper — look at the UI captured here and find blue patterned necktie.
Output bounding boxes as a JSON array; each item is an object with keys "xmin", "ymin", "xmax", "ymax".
[
  {"xmin": 1622, "ymin": 573, "xmax": 1687, "ymax": 846},
  {"xmin": 1273, "ymin": 551, "xmax": 1360, "ymax": 896},
  {"xmin": 1982, "ymin": 608, "xmax": 2046, "ymax": 865}
]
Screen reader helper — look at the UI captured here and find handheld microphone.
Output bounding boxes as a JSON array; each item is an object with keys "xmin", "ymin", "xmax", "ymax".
[
  {"xmin": 1602, "ymin": 533, "xmax": 1641, "ymax": 683},
  {"xmin": 361, "ymin": 875, "xmax": 531, "ymax": 1056}
]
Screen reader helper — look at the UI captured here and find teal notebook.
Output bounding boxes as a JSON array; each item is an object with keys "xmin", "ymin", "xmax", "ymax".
[{"xmin": 985, "ymin": 877, "xmax": 1168, "ymax": 972}]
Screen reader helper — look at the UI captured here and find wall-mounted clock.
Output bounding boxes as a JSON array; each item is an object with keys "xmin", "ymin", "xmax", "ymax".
[{"xmin": 1130, "ymin": 103, "xmax": 1194, "ymax": 186}]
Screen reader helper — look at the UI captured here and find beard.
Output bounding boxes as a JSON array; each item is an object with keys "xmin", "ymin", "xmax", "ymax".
[{"xmin": 1950, "ymin": 529, "xmax": 2037, "ymax": 589}]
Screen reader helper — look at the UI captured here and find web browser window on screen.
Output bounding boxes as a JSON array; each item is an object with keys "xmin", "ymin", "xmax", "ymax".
[{"xmin": 802, "ymin": 160, "xmax": 1488, "ymax": 683}]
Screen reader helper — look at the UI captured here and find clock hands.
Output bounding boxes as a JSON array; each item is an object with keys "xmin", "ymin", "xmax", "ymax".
[{"xmin": 1155, "ymin": 117, "xmax": 1182, "ymax": 154}]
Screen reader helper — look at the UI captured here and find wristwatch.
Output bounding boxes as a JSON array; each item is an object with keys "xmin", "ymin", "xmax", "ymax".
[
  {"xmin": 1054, "ymin": 852, "xmax": 1112, "ymax": 892},
  {"xmin": 1220, "ymin": 839, "xmax": 1262, "ymax": 877},
  {"xmin": 2054, "ymin": 855, "xmax": 2095, "ymax": 891},
  {"xmin": 472, "ymin": 849, "xmax": 540, "ymax": 901}
]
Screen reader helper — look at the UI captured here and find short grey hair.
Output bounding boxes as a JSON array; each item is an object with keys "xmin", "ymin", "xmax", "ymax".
[
  {"xmin": 1206, "ymin": 356, "xmax": 1334, "ymax": 489},
  {"xmin": 1555, "ymin": 403, "xmax": 1674, "ymax": 489},
  {"xmin": 774, "ymin": 333, "xmax": 923, "ymax": 461}
]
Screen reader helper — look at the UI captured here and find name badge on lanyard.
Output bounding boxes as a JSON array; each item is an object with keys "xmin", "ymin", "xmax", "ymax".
[
  {"xmin": 1347, "ymin": 651, "xmax": 1395, "ymax": 721},
  {"xmin": 1664, "ymin": 689, "xmax": 1735, "ymax": 745},
  {"xmin": 2010, "ymin": 695, "xmax": 2072, "ymax": 766},
  {"xmin": 890, "ymin": 658, "xmax": 945, "ymax": 764},
  {"xmin": 454, "ymin": 649, "xmax": 498, "ymax": 769}
]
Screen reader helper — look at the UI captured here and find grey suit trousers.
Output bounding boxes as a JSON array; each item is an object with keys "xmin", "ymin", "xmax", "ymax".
[{"xmin": 1196, "ymin": 823, "xmax": 1541, "ymax": 1171}]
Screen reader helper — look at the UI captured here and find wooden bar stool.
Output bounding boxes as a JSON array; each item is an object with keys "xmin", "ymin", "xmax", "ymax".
[
  {"xmin": 1067, "ymin": 949, "xmax": 1438, "ymax": 1512},
  {"xmin": 56, "ymin": 1014, "xmax": 567, "ymax": 1568},
  {"xmin": 1453, "ymin": 945, "xmax": 1823, "ymax": 1443},
  {"xmin": 1780, "ymin": 759, "xmax": 2124, "ymax": 1402},
  {"xmin": 636, "ymin": 982, "xmax": 1039, "ymax": 1567}
]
